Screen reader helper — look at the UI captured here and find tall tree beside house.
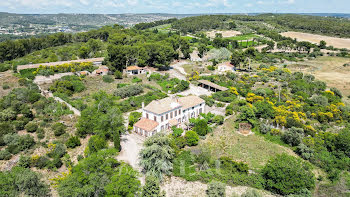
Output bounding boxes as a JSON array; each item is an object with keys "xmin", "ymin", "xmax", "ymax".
[
  {"xmin": 139, "ymin": 133, "xmax": 175, "ymax": 180},
  {"xmin": 230, "ymin": 50, "xmax": 244, "ymax": 70}
]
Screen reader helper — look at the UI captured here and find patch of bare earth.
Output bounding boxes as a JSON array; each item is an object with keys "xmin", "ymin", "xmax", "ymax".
[
  {"xmin": 281, "ymin": 31, "xmax": 350, "ymax": 50},
  {"xmin": 206, "ymin": 30, "xmax": 242, "ymax": 39},
  {"xmin": 162, "ymin": 176, "xmax": 276, "ymax": 197},
  {"xmin": 0, "ymin": 70, "xmax": 20, "ymax": 97},
  {"xmin": 288, "ymin": 56, "xmax": 350, "ymax": 96}
]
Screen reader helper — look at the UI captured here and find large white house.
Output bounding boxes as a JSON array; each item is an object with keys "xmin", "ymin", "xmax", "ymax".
[{"xmin": 133, "ymin": 95, "xmax": 205, "ymax": 137}]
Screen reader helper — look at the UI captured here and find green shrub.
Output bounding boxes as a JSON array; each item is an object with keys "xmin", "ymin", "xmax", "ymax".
[
  {"xmin": 172, "ymin": 127, "xmax": 184, "ymax": 137},
  {"xmin": 0, "ymin": 150, "xmax": 12, "ymax": 160},
  {"xmin": 102, "ymin": 75, "xmax": 114, "ymax": 83},
  {"xmin": 193, "ymin": 119, "xmax": 210, "ymax": 136},
  {"xmin": 2, "ymin": 84, "xmax": 10, "ymax": 90},
  {"xmin": 219, "ymin": 157, "xmax": 249, "ymax": 173},
  {"xmin": 13, "ymin": 120, "xmax": 26, "ymax": 131},
  {"xmin": 65, "ymin": 136, "xmax": 81, "ymax": 148},
  {"xmin": 114, "ymin": 85, "xmax": 143, "ymax": 99},
  {"xmin": 47, "ymin": 142, "xmax": 67, "ymax": 158},
  {"xmin": 282, "ymin": 127, "xmax": 303, "ymax": 146},
  {"xmin": 185, "ymin": 130, "xmax": 199, "ymax": 146},
  {"xmin": 132, "ymin": 77, "xmax": 142, "ymax": 83},
  {"xmin": 4, "ymin": 134, "xmax": 35, "ymax": 154},
  {"xmin": 52, "ymin": 122, "xmax": 67, "ymax": 136},
  {"xmin": 34, "ymin": 156, "xmax": 50, "ymax": 169},
  {"xmin": 213, "ymin": 115, "xmax": 224, "ymax": 125},
  {"xmin": 262, "ymin": 154, "xmax": 315, "ymax": 195},
  {"xmin": 25, "ymin": 122, "xmax": 38, "ymax": 133},
  {"xmin": 206, "ymin": 181, "xmax": 226, "ymax": 197},
  {"xmin": 241, "ymin": 189, "xmax": 262, "ymax": 197},
  {"xmin": 114, "ymin": 70, "xmax": 123, "ymax": 79},
  {"xmin": 18, "ymin": 155, "xmax": 31, "ymax": 168},
  {"xmin": 174, "ymin": 137, "xmax": 186, "ymax": 149},
  {"xmin": 87, "ymin": 135, "xmax": 107, "ymax": 155},
  {"xmin": 36, "ymin": 128, "xmax": 45, "ymax": 139}
]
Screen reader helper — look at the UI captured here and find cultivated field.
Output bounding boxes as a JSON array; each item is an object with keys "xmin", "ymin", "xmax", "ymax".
[
  {"xmin": 281, "ymin": 31, "xmax": 350, "ymax": 50},
  {"xmin": 206, "ymin": 30, "xmax": 241, "ymax": 38},
  {"xmin": 288, "ymin": 56, "xmax": 350, "ymax": 96}
]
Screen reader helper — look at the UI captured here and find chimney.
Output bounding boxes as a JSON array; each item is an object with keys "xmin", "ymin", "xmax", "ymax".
[{"xmin": 142, "ymin": 102, "xmax": 144, "ymax": 109}]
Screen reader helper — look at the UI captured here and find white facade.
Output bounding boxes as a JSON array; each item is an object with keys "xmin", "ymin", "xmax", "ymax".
[
  {"xmin": 218, "ymin": 65, "xmax": 235, "ymax": 72},
  {"xmin": 134, "ymin": 96, "xmax": 205, "ymax": 137}
]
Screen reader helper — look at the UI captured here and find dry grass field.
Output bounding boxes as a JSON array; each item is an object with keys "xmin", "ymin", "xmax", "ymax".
[
  {"xmin": 206, "ymin": 30, "xmax": 241, "ymax": 38},
  {"xmin": 281, "ymin": 31, "xmax": 350, "ymax": 50},
  {"xmin": 198, "ymin": 116, "xmax": 296, "ymax": 170},
  {"xmin": 288, "ymin": 56, "xmax": 350, "ymax": 96}
]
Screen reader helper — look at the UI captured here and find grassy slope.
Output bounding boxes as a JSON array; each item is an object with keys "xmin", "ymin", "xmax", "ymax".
[{"xmin": 199, "ymin": 116, "xmax": 296, "ymax": 170}]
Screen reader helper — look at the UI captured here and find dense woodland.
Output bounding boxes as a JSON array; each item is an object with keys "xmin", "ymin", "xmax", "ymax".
[{"xmin": 0, "ymin": 14, "xmax": 350, "ymax": 197}]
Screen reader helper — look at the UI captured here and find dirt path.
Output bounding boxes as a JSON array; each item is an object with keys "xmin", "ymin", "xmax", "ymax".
[
  {"xmin": 162, "ymin": 176, "xmax": 276, "ymax": 197},
  {"xmin": 117, "ymin": 133, "xmax": 145, "ymax": 183},
  {"xmin": 36, "ymin": 84, "xmax": 81, "ymax": 116}
]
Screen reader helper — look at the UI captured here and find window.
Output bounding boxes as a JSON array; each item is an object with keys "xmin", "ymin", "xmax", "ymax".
[
  {"xmin": 170, "ymin": 112, "xmax": 173, "ymax": 119},
  {"xmin": 179, "ymin": 109, "xmax": 181, "ymax": 114},
  {"xmin": 161, "ymin": 116, "xmax": 163, "ymax": 122},
  {"xmin": 166, "ymin": 114, "xmax": 168, "ymax": 120},
  {"xmin": 175, "ymin": 110, "xmax": 177, "ymax": 116},
  {"xmin": 154, "ymin": 116, "xmax": 157, "ymax": 121},
  {"xmin": 192, "ymin": 107, "xmax": 194, "ymax": 110},
  {"xmin": 161, "ymin": 126, "xmax": 164, "ymax": 131},
  {"xmin": 199, "ymin": 108, "xmax": 202, "ymax": 114},
  {"xmin": 146, "ymin": 113, "xmax": 149, "ymax": 119}
]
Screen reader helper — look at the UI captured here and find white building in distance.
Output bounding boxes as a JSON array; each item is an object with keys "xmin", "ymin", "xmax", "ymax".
[{"xmin": 133, "ymin": 95, "xmax": 205, "ymax": 137}]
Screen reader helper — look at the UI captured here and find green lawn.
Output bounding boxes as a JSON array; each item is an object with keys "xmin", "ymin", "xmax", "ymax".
[{"xmin": 227, "ymin": 33, "xmax": 259, "ymax": 41}]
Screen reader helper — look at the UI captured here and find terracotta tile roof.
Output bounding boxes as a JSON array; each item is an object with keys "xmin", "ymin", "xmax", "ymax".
[
  {"xmin": 126, "ymin": 66, "xmax": 145, "ymax": 71},
  {"xmin": 218, "ymin": 62, "xmax": 234, "ymax": 68},
  {"xmin": 144, "ymin": 97, "xmax": 181, "ymax": 114},
  {"xmin": 178, "ymin": 95, "xmax": 205, "ymax": 109},
  {"xmin": 144, "ymin": 95, "xmax": 205, "ymax": 114},
  {"xmin": 198, "ymin": 80, "xmax": 229, "ymax": 91},
  {"xmin": 134, "ymin": 118, "xmax": 159, "ymax": 132}
]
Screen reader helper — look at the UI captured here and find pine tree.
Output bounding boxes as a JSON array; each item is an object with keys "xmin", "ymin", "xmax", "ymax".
[{"xmin": 141, "ymin": 176, "xmax": 165, "ymax": 197}]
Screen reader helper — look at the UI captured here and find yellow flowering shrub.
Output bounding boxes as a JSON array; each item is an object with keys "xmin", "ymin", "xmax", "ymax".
[
  {"xmin": 246, "ymin": 93, "xmax": 264, "ymax": 103},
  {"xmin": 229, "ymin": 87, "xmax": 239, "ymax": 95},
  {"xmin": 50, "ymin": 166, "xmax": 72, "ymax": 187}
]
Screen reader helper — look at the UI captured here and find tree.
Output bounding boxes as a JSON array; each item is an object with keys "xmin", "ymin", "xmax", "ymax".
[
  {"xmin": 0, "ymin": 167, "xmax": 50, "ymax": 197},
  {"xmin": 319, "ymin": 40, "xmax": 327, "ymax": 49},
  {"xmin": 262, "ymin": 154, "xmax": 315, "ymax": 195},
  {"xmin": 114, "ymin": 131, "xmax": 121, "ymax": 152},
  {"xmin": 141, "ymin": 176, "xmax": 165, "ymax": 197},
  {"xmin": 57, "ymin": 149, "xmax": 140, "ymax": 197},
  {"xmin": 229, "ymin": 21, "xmax": 237, "ymax": 29},
  {"xmin": 206, "ymin": 181, "xmax": 226, "ymax": 197},
  {"xmin": 87, "ymin": 135, "xmax": 107, "ymax": 155},
  {"xmin": 52, "ymin": 122, "xmax": 67, "ymax": 136},
  {"xmin": 65, "ymin": 136, "xmax": 81, "ymax": 148},
  {"xmin": 282, "ymin": 128, "xmax": 303, "ymax": 146},
  {"xmin": 185, "ymin": 130, "xmax": 199, "ymax": 146},
  {"xmin": 230, "ymin": 50, "xmax": 244, "ymax": 70},
  {"xmin": 104, "ymin": 164, "xmax": 141, "ymax": 196},
  {"xmin": 193, "ymin": 119, "xmax": 210, "ymax": 136},
  {"xmin": 78, "ymin": 45, "xmax": 91, "ymax": 59},
  {"xmin": 139, "ymin": 133, "xmax": 175, "ymax": 180}
]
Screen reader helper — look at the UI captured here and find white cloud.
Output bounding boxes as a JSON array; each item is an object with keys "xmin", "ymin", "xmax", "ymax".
[{"xmin": 79, "ymin": 0, "xmax": 89, "ymax": 6}]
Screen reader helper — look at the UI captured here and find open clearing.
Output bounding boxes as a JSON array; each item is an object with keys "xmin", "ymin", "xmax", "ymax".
[
  {"xmin": 288, "ymin": 56, "xmax": 350, "ymax": 96},
  {"xmin": 206, "ymin": 30, "xmax": 241, "ymax": 38},
  {"xmin": 281, "ymin": 31, "xmax": 350, "ymax": 50},
  {"xmin": 198, "ymin": 117, "xmax": 296, "ymax": 170},
  {"xmin": 162, "ymin": 176, "xmax": 275, "ymax": 197}
]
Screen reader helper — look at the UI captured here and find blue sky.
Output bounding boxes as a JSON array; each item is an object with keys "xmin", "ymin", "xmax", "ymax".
[{"xmin": 0, "ymin": 0, "xmax": 349, "ymax": 14}]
